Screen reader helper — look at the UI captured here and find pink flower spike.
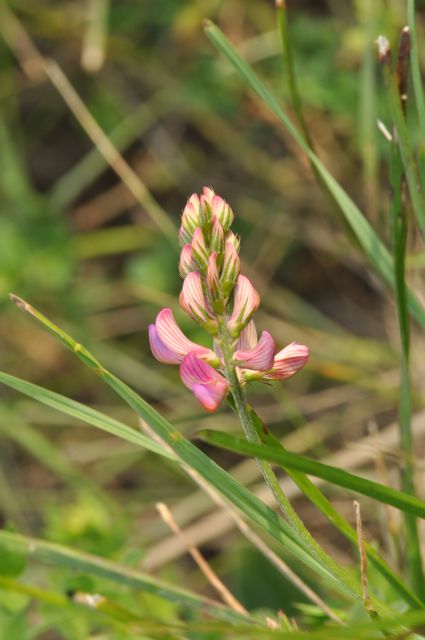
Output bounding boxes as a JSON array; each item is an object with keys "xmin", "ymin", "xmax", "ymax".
[
  {"xmin": 155, "ymin": 308, "xmax": 217, "ymax": 364},
  {"xmin": 235, "ymin": 320, "xmax": 258, "ymax": 351},
  {"xmin": 227, "ymin": 275, "xmax": 260, "ymax": 338},
  {"xmin": 149, "ymin": 324, "xmax": 181, "ymax": 365},
  {"xmin": 234, "ymin": 330, "xmax": 275, "ymax": 371},
  {"xmin": 180, "ymin": 352, "xmax": 229, "ymax": 412},
  {"xmin": 265, "ymin": 342, "xmax": 309, "ymax": 380},
  {"xmin": 179, "ymin": 244, "xmax": 194, "ymax": 278},
  {"xmin": 180, "ymin": 272, "xmax": 213, "ymax": 325}
]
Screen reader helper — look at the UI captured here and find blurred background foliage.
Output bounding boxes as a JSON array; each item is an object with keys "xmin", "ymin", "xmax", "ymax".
[{"xmin": 1, "ymin": 0, "xmax": 425, "ymax": 637}]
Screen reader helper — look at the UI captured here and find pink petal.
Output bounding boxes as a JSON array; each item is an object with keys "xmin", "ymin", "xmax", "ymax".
[
  {"xmin": 207, "ymin": 252, "xmax": 219, "ymax": 296},
  {"xmin": 202, "ymin": 186, "xmax": 215, "ymax": 203},
  {"xmin": 149, "ymin": 324, "xmax": 181, "ymax": 365},
  {"xmin": 235, "ymin": 320, "xmax": 258, "ymax": 351},
  {"xmin": 180, "ymin": 352, "xmax": 229, "ymax": 412},
  {"xmin": 210, "ymin": 216, "xmax": 224, "ymax": 253},
  {"xmin": 191, "ymin": 227, "xmax": 209, "ymax": 270},
  {"xmin": 227, "ymin": 275, "xmax": 260, "ymax": 337},
  {"xmin": 265, "ymin": 342, "xmax": 309, "ymax": 380},
  {"xmin": 234, "ymin": 331, "xmax": 275, "ymax": 371},
  {"xmin": 220, "ymin": 242, "xmax": 240, "ymax": 298},
  {"xmin": 155, "ymin": 308, "xmax": 207, "ymax": 361},
  {"xmin": 180, "ymin": 272, "xmax": 211, "ymax": 324},
  {"xmin": 211, "ymin": 195, "xmax": 233, "ymax": 231},
  {"xmin": 179, "ymin": 244, "xmax": 194, "ymax": 277}
]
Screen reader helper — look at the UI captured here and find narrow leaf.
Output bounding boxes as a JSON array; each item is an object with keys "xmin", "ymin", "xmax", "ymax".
[{"xmin": 199, "ymin": 429, "xmax": 425, "ymax": 520}]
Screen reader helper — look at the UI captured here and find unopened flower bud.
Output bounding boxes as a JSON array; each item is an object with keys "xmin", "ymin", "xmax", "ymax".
[
  {"xmin": 210, "ymin": 216, "xmax": 224, "ymax": 255},
  {"xmin": 179, "ymin": 194, "xmax": 201, "ymax": 245},
  {"xmin": 179, "ymin": 244, "xmax": 195, "ymax": 278},
  {"xmin": 224, "ymin": 230, "xmax": 240, "ymax": 252},
  {"xmin": 199, "ymin": 186, "xmax": 219, "ymax": 226},
  {"xmin": 180, "ymin": 272, "xmax": 217, "ymax": 333},
  {"xmin": 220, "ymin": 241, "xmax": 240, "ymax": 298},
  {"xmin": 211, "ymin": 195, "xmax": 233, "ymax": 232},
  {"xmin": 191, "ymin": 227, "xmax": 209, "ymax": 272},
  {"xmin": 227, "ymin": 275, "xmax": 260, "ymax": 338},
  {"xmin": 207, "ymin": 252, "xmax": 224, "ymax": 313}
]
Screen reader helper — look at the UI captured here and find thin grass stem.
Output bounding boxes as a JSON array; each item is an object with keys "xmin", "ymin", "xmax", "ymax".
[{"xmin": 389, "ymin": 119, "xmax": 425, "ymax": 598}]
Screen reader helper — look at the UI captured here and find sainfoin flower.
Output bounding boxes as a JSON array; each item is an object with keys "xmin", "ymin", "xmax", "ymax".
[{"xmin": 149, "ymin": 187, "xmax": 308, "ymax": 411}]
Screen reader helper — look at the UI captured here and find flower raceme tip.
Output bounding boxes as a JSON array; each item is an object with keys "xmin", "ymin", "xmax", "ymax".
[{"xmin": 150, "ymin": 188, "xmax": 308, "ymax": 412}]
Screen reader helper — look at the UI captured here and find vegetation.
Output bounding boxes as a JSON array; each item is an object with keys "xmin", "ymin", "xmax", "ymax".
[{"xmin": 1, "ymin": 1, "xmax": 425, "ymax": 637}]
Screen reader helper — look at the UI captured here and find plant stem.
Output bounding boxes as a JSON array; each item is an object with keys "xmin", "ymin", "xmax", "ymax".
[
  {"xmin": 390, "ymin": 136, "xmax": 425, "ymax": 599},
  {"xmin": 216, "ymin": 318, "xmax": 360, "ymax": 597}
]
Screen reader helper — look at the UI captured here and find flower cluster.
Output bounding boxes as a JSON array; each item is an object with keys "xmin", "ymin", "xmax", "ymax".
[{"xmin": 149, "ymin": 188, "xmax": 308, "ymax": 412}]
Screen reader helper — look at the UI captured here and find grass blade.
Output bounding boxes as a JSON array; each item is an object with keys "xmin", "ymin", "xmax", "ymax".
[
  {"xmin": 233, "ymin": 402, "xmax": 423, "ymax": 609},
  {"xmin": 198, "ymin": 429, "xmax": 425, "ymax": 521},
  {"xmin": 408, "ymin": 0, "xmax": 425, "ymax": 145},
  {"xmin": 0, "ymin": 530, "xmax": 246, "ymax": 624},
  {"xmin": 203, "ymin": 21, "xmax": 425, "ymax": 329},
  {"xmin": 388, "ymin": 73, "xmax": 425, "ymax": 596},
  {"xmin": 0, "ymin": 371, "xmax": 174, "ymax": 461}
]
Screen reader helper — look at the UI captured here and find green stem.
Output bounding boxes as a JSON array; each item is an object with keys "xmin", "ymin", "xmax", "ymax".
[
  {"xmin": 216, "ymin": 317, "xmax": 360, "ymax": 599},
  {"xmin": 390, "ymin": 124, "xmax": 425, "ymax": 598},
  {"xmin": 276, "ymin": 1, "xmax": 314, "ymax": 150}
]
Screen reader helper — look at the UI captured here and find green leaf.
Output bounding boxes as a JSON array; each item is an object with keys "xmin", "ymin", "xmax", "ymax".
[
  {"xmin": 203, "ymin": 21, "xmax": 425, "ymax": 329},
  {"xmin": 198, "ymin": 429, "xmax": 425, "ymax": 520}
]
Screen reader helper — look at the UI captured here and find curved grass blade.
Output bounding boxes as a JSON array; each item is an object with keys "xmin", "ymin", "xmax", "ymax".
[
  {"xmin": 0, "ymin": 530, "xmax": 246, "ymax": 624},
  {"xmin": 198, "ymin": 429, "xmax": 425, "ymax": 520},
  {"xmin": 228, "ymin": 400, "xmax": 422, "ymax": 609},
  {"xmin": 0, "ymin": 371, "xmax": 174, "ymax": 461},
  {"xmin": 203, "ymin": 21, "xmax": 425, "ymax": 329},
  {"xmin": 6, "ymin": 295, "xmax": 372, "ymax": 606}
]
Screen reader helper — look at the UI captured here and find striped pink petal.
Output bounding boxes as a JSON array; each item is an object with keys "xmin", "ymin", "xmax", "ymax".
[
  {"xmin": 155, "ymin": 308, "xmax": 210, "ymax": 362},
  {"xmin": 191, "ymin": 227, "xmax": 209, "ymax": 271},
  {"xmin": 211, "ymin": 195, "xmax": 233, "ymax": 232},
  {"xmin": 207, "ymin": 252, "xmax": 219, "ymax": 297},
  {"xmin": 201, "ymin": 186, "xmax": 215, "ymax": 203},
  {"xmin": 227, "ymin": 275, "xmax": 260, "ymax": 337},
  {"xmin": 180, "ymin": 272, "xmax": 211, "ymax": 324},
  {"xmin": 179, "ymin": 244, "xmax": 195, "ymax": 277},
  {"xmin": 265, "ymin": 342, "xmax": 309, "ymax": 380},
  {"xmin": 180, "ymin": 352, "xmax": 229, "ymax": 412},
  {"xmin": 149, "ymin": 324, "xmax": 181, "ymax": 364},
  {"xmin": 235, "ymin": 320, "xmax": 258, "ymax": 351},
  {"xmin": 234, "ymin": 331, "xmax": 275, "ymax": 371}
]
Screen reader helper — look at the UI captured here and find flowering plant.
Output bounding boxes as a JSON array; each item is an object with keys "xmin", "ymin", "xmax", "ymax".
[{"xmin": 149, "ymin": 187, "xmax": 309, "ymax": 412}]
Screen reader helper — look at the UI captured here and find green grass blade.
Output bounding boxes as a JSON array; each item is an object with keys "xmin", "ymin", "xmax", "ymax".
[
  {"xmin": 203, "ymin": 21, "xmax": 425, "ymax": 329},
  {"xmin": 198, "ymin": 429, "xmax": 425, "ymax": 520},
  {"xmin": 381, "ymin": 43, "xmax": 425, "ymax": 240},
  {"xmin": 7, "ymin": 295, "xmax": 370, "ymax": 604},
  {"xmin": 238, "ymin": 402, "xmax": 423, "ymax": 609},
  {"xmin": 0, "ymin": 530, "xmax": 245, "ymax": 624},
  {"xmin": 0, "ymin": 371, "xmax": 174, "ymax": 461},
  {"xmin": 389, "ymin": 100, "xmax": 425, "ymax": 596},
  {"xmin": 408, "ymin": 0, "xmax": 425, "ymax": 145}
]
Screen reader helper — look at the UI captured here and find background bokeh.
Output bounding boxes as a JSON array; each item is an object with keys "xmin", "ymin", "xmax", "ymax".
[{"xmin": 1, "ymin": 0, "xmax": 425, "ymax": 635}]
